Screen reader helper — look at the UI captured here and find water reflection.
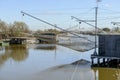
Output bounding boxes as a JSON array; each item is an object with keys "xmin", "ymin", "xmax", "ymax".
[
  {"xmin": 0, "ymin": 50, "xmax": 9, "ymax": 66},
  {"xmin": 0, "ymin": 45, "xmax": 28, "ymax": 66},
  {"xmin": 0, "ymin": 44, "xmax": 120, "ymax": 80},
  {"xmin": 9, "ymin": 45, "xmax": 28, "ymax": 61},
  {"xmin": 34, "ymin": 44, "xmax": 57, "ymax": 50},
  {"xmin": 92, "ymin": 68, "xmax": 120, "ymax": 80},
  {"xmin": 34, "ymin": 62, "xmax": 120, "ymax": 80}
]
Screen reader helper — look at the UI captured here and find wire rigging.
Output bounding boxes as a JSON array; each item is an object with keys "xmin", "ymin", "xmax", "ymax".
[
  {"xmin": 21, "ymin": 11, "xmax": 95, "ymax": 43},
  {"xmin": 26, "ymin": 7, "xmax": 95, "ymax": 15}
]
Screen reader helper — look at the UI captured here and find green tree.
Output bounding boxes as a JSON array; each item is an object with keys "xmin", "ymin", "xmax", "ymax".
[{"xmin": 102, "ymin": 27, "xmax": 111, "ymax": 32}]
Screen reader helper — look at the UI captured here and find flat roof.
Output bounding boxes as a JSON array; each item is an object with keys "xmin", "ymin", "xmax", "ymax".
[{"xmin": 99, "ymin": 33, "xmax": 120, "ymax": 35}]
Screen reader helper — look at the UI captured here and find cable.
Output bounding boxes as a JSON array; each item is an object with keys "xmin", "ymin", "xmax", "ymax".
[
  {"xmin": 95, "ymin": 8, "xmax": 120, "ymax": 20},
  {"xmin": 98, "ymin": 16, "xmax": 120, "ymax": 20},
  {"xmin": 21, "ymin": 11, "xmax": 95, "ymax": 43},
  {"xmin": 25, "ymin": 7, "xmax": 95, "ymax": 16},
  {"xmin": 26, "ymin": 7, "xmax": 94, "ymax": 12},
  {"xmin": 66, "ymin": 24, "xmax": 78, "ymax": 30},
  {"xmin": 70, "ymin": 60, "xmax": 80, "ymax": 80},
  {"xmin": 56, "ymin": 19, "xmax": 72, "ymax": 26},
  {"xmin": 99, "ymin": 8, "xmax": 120, "ymax": 14},
  {"xmin": 80, "ymin": 7, "xmax": 95, "ymax": 14}
]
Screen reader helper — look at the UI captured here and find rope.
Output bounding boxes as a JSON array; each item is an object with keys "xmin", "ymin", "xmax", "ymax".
[
  {"xmin": 70, "ymin": 60, "xmax": 80, "ymax": 80},
  {"xmin": 21, "ymin": 11, "xmax": 95, "ymax": 43}
]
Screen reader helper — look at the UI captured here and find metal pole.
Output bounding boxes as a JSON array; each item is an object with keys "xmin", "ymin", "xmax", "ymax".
[{"xmin": 94, "ymin": 1, "xmax": 98, "ymax": 55}]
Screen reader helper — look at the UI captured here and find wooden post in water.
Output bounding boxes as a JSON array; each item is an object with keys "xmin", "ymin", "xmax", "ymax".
[
  {"xmin": 103, "ymin": 58, "xmax": 105, "ymax": 66},
  {"xmin": 91, "ymin": 58, "xmax": 94, "ymax": 65},
  {"xmin": 97, "ymin": 58, "xmax": 100, "ymax": 66},
  {"xmin": 107, "ymin": 59, "xmax": 110, "ymax": 67}
]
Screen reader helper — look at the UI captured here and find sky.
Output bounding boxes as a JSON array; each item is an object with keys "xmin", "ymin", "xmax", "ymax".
[{"xmin": 0, "ymin": 0, "xmax": 120, "ymax": 31}]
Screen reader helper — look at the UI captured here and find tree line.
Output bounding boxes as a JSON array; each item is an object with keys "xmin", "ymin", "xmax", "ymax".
[
  {"xmin": 1, "ymin": 19, "xmax": 119, "ymax": 39},
  {"xmin": 0, "ymin": 20, "xmax": 61, "ymax": 39},
  {"xmin": 0, "ymin": 20, "xmax": 30, "ymax": 38},
  {"xmin": 102, "ymin": 27, "xmax": 120, "ymax": 33}
]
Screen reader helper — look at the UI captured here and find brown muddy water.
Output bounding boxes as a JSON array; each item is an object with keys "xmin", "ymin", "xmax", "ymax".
[{"xmin": 0, "ymin": 44, "xmax": 120, "ymax": 80}]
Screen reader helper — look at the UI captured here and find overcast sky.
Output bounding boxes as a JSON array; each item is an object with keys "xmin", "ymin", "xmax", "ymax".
[{"xmin": 0, "ymin": 0, "xmax": 120, "ymax": 30}]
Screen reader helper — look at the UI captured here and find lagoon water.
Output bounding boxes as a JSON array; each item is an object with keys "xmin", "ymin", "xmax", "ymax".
[{"xmin": 0, "ymin": 44, "xmax": 120, "ymax": 80}]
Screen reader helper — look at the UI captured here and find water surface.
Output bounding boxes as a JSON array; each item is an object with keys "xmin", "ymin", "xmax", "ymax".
[
  {"xmin": 0, "ymin": 44, "xmax": 89, "ymax": 80},
  {"xmin": 0, "ymin": 44, "xmax": 119, "ymax": 80}
]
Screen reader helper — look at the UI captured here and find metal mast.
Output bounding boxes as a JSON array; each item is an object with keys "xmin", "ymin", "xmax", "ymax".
[{"xmin": 94, "ymin": 0, "xmax": 101, "ymax": 55}]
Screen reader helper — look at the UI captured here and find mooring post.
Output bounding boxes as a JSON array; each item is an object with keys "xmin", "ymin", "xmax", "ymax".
[
  {"xmin": 117, "ymin": 59, "xmax": 119, "ymax": 68},
  {"xmin": 118, "ymin": 59, "xmax": 120, "ymax": 68},
  {"xmin": 97, "ymin": 58, "xmax": 100, "ymax": 66},
  {"xmin": 103, "ymin": 58, "xmax": 105, "ymax": 66},
  {"xmin": 91, "ymin": 58, "xmax": 94, "ymax": 65},
  {"xmin": 107, "ymin": 58, "xmax": 110, "ymax": 67}
]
